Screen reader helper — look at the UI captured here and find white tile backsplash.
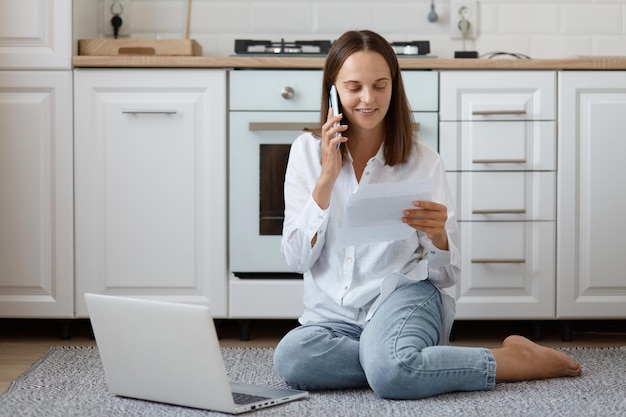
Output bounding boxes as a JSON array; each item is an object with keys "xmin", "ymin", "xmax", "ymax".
[{"xmin": 75, "ymin": 0, "xmax": 626, "ymax": 58}]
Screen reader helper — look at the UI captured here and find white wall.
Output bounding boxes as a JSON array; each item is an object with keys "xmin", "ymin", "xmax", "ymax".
[{"xmin": 74, "ymin": 0, "xmax": 626, "ymax": 59}]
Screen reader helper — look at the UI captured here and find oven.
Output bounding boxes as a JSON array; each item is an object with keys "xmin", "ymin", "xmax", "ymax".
[{"xmin": 229, "ymin": 70, "xmax": 323, "ymax": 277}]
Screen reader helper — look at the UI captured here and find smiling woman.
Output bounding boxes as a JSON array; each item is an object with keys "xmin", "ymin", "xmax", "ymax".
[{"xmin": 273, "ymin": 29, "xmax": 582, "ymax": 400}]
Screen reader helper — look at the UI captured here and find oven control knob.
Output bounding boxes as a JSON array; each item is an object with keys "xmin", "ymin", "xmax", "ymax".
[{"xmin": 281, "ymin": 86, "xmax": 295, "ymax": 100}]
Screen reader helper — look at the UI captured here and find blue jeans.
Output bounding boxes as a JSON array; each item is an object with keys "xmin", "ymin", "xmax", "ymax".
[{"xmin": 273, "ymin": 280, "xmax": 496, "ymax": 399}]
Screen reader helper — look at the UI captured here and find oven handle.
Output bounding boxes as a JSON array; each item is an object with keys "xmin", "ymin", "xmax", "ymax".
[
  {"xmin": 248, "ymin": 122, "xmax": 421, "ymax": 131},
  {"xmin": 249, "ymin": 122, "xmax": 318, "ymax": 131}
]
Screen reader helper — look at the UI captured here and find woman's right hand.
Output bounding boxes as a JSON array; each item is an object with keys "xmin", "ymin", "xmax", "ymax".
[
  {"xmin": 320, "ymin": 108, "xmax": 347, "ymax": 178},
  {"xmin": 313, "ymin": 108, "xmax": 348, "ymax": 210}
]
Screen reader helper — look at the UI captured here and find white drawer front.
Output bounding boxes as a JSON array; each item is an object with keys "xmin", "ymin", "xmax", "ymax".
[
  {"xmin": 230, "ymin": 70, "xmax": 439, "ymax": 112},
  {"xmin": 230, "ymin": 70, "xmax": 323, "ymax": 111},
  {"xmin": 402, "ymin": 71, "xmax": 438, "ymax": 111},
  {"xmin": 451, "ymin": 221, "xmax": 556, "ymax": 319},
  {"xmin": 448, "ymin": 172, "xmax": 555, "ymax": 221},
  {"xmin": 440, "ymin": 71, "xmax": 556, "ymax": 121},
  {"xmin": 440, "ymin": 121, "xmax": 556, "ymax": 171}
]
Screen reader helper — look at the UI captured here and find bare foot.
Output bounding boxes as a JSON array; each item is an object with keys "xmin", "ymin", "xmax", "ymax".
[{"xmin": 491, "ymin": 335, "xmax": 582, "ymax": 382}]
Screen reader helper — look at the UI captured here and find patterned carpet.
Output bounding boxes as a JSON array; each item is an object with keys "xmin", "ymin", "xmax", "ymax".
[{"xmin": 1, "ymin": 346, "xmax": 625, "ymax": 417}]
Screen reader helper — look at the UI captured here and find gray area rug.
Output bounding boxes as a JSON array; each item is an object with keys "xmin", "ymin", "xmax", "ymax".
[{"xmin": 0, "ymin": 346, "xmax": 625, "ymax": 417}]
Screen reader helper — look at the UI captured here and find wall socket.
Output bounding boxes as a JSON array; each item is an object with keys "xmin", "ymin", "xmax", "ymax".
[
  {"xmin": 103, "ymin": 0, "xmax": 131, "ymax": 37},
  {"xmin": 450, "ymin": 0, "xmax": 477, "ymax": 40}
]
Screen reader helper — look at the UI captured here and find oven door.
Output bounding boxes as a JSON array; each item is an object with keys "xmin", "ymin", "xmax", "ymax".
[{"xmin": 229, "ymin": 111, "xmax": 319, "ymax": 275}]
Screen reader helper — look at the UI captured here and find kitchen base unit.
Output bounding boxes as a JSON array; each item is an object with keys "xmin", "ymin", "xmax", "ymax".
[{"xmin": 74, "ymin": 69, "xmax": 228, "ymax": 317}]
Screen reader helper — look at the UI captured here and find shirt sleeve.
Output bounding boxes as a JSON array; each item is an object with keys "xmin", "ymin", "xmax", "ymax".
[
  {"xmin": 421, "ymin": 154, "xmax": 461, "ymax": 289},
  {"xmin": 281, "ymin": 133, "xmax": 329, "ymax": 273}
]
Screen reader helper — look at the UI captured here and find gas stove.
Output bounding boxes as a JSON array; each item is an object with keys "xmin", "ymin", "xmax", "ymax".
[
  {"xmin": 234, "ymin": 39, "xmax": 331, "ymax": 57},
  {"xmin": 233, "ymin": 39, "xmax": 433, "ymax": 58}
]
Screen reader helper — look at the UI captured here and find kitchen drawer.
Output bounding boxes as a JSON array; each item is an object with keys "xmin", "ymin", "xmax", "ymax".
[
  {"xmin": 230, "ymin": 70, "xmax": 439, "ymax": 112},
  {"xmin": 440, "ymin": 71, "xmax": 556, "ymax": 121},
  {"xmin": 402, "ymin": 71, "xmax": 438, "ymax": 111},
  {"xmin": 440, "ymin": 120, "xmax": 555, "ymax": 171},
  {"xmin": 452, "ymin": 221, "xmax": 556, "ymax": 319},
  {"xmin": 230, "ymin": 70, "xmax": 322, "ymax": 111},
  {"xmin": 447, "ymin": 171, "xmax": 555, "ymax": 221}
]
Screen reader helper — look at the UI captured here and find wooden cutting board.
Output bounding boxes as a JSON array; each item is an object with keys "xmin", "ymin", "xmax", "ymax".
[{"xmin": 78, "ymin": 39, "xmax": 202, "ymax": 56}]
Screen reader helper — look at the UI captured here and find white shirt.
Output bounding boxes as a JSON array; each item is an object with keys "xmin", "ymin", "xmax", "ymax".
[{"xmin": 281, "ymin": 132, "xmax": 460, "ymax": 344}]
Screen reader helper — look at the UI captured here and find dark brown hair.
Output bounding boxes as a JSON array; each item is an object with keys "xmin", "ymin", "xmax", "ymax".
[{"xmin": 317, "ymin": 30, "xmax": 415, "ymax": 166}]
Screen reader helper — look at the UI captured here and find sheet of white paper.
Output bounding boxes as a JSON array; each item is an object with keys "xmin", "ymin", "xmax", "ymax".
[{"xmin": 336, "ymin": 177, "xmax": 434, "ymax": 248}]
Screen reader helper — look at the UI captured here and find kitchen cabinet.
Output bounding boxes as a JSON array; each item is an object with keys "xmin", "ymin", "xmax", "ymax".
[
  {"xmin": 0, "ymin": 71, "xmax": 74, "ymax": 317},
  {"xmin": 0, "ymin": 0, "xmax": 73, "ymax": 318},
  {"xmin": 73, "ymin": 69, "xmax": 227, "ymax": 318},
  {"xmin": 440, "ymin": 71, "xmax": 557, "ymax": 319},
  {"xmin": 0, "ymin": 0, "xmax": 72, "ymax": 70},
  {"xmin": 557, "ymin": 71, "xmax": 626, "ymax": 319}
]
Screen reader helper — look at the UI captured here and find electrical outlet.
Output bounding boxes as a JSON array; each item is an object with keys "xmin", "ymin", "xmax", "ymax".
[
  {"xmin": 450, "ymin": 0, "xmax": 477, "ymax": 40},
  {"xmin": 104, "ymin": 0, "xmax": 131, "ymax": 37}
]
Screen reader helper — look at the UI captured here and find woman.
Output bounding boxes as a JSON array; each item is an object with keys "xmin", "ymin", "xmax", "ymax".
[{"xmin": 273, "ymin": 30, "xmax": 581, "ymax": 400}]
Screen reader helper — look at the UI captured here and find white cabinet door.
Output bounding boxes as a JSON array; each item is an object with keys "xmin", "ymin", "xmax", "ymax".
[
  {"xmin": 0, "ymin": 0, "xmax": 71, "ymax": 69},
  {"xmin": 74, "ymin": 69, "xmax": 227, "ymax": 318},
  {"xmin": 0, "ymin": 71, "xmax": 74, "ymax": 317},
  {"xmin": 557, "ymin": 72, "xmax": 626, "ymax": 318}
]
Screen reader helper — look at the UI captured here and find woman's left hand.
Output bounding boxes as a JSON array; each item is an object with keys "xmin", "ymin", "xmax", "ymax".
[{"xmin": 402, "ymin": 201, "xmax": 449, "ymax": 251}]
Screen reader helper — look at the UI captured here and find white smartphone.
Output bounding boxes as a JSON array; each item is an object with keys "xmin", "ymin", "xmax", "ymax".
[{"xmin": 329, "ymin": 85, "xmax": 341, "ymax": 150}]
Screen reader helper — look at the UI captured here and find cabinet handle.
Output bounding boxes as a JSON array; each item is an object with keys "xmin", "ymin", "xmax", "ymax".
[
  {"xmin": 471, "ymin": 258, "xmax": 526, "ymax": 264},
  {"xmin": 472, "ymin": 109, "xmax": 527, "ymax": 116},
  {"xmin": 472, "ymin": 158, "xmax": 527, "ymax": 164},
  {"xmin": 472, "ymin": 209, "xmax": 526, "ymax": 214},
  {"xmin": 249, "ymin": 122, "xmax": 318, "ymax": 131},
  {"xmin": 122, "ymin": 109, "xmax": 178, "ymax": 115}
]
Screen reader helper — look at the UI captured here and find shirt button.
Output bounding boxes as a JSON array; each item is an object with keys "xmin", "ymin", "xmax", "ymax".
[
  {"xmin": 346, "ymin": 257, "xmax": 352, "ymax": 262},
  {"xmin": 344, "ymin": 286, "xmax": 349, "ymax": 291},
  {"xmin": 365, "ymin": 171, "xmax": 370, "ymax": 176}
]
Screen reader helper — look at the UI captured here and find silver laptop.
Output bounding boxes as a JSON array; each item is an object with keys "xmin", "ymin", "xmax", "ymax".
[{"xmin": 84, "ymin": 293, "xmax": 308, "ymax": 414}]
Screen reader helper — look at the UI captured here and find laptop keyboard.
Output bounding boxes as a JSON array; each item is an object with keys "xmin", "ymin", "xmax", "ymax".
[{"xmin": 232, "ymin": 392, "xmax": 271, "ymax": 405}]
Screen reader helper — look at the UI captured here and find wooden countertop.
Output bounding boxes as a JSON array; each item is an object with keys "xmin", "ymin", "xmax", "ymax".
[{"xmin": 72, "ymin": 55, "xmax": 626, "ymax": 70}]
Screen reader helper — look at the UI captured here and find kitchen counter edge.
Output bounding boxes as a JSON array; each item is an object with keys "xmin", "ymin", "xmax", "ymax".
[{"xmin": 72, "ymin": 56, "xmax": 626, "ymax": 70}]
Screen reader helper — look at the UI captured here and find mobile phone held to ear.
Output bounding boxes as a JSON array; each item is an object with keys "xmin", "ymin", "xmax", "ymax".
[{"xmin": 329, "ymin": 85, "xmax": 341, "ymax": 150}]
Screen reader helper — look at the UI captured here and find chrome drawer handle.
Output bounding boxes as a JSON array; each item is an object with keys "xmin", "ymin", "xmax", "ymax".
[
  {"xmin": 471, "ymin": 258, "xmax": 526, "ymax": 264},
  {"xmin": 472, "ymin": 109, "xmax": 527, "ymax": 116},
  {"xmin": 249, "ymin": 122, "xmax": 318, "ymax": 131},
  {"xmin": 472, "ymin": 209, "xmax": 526, "ymax": 214},
  {"xmin": 122, "ymin": 109, "xmax": 178, "ymax": 115},
  {"xmin": 472, "ymin": 158, "xmax": 527, "ymax": 164},
  {"xmin": 281, "ymin": 86, "xmax": 295, "ymax": 100}
]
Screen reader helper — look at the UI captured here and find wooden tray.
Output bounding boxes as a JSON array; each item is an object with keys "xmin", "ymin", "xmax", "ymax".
[{"xmin": 78, "ymin": 39, "xmax": 202, "ymax": 56}]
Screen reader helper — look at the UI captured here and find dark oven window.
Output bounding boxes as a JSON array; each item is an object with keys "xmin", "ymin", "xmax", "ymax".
[{"xmin": 259, "ymin": 144, "xmax": 291, "ymax": 235}]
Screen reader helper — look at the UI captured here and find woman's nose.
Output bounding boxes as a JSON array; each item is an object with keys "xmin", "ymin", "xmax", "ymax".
[{"xmin": 360, "ymin": 88, "xmax": 374, "ymax": 103}]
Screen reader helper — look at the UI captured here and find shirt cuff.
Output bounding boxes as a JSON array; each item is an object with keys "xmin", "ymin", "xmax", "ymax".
[{"xmin": 296, "ymin": 197, "xmax": 330, "ymax": 242}]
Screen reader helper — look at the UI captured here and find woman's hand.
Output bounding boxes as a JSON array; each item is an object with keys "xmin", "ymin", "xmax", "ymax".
[
  {"xmin": 312, "ymin": 108, "xmax": 348, "ymax": 210},
  {"xmin": 320, "ymin": 108, "xmax": 347, "ymax": 173},
  {"xmin": 402, "ymin": 201, "xmax": 449, "ymax": 250}
]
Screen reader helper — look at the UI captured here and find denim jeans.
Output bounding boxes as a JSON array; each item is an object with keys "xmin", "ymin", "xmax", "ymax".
[{"xmin": 273, "ymin": 280, "xmax": 496, "ymax": 399}]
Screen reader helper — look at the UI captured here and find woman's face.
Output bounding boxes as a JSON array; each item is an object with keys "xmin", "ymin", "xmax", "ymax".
[{"xmin": 334, "ymin": 51, "xmax": 392, "ymax": 135}]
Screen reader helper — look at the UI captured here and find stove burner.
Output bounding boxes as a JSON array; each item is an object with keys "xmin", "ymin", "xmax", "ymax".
[{"xmin": 235, "ymin": 39, "xmax": 332, "ymax": 55}]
